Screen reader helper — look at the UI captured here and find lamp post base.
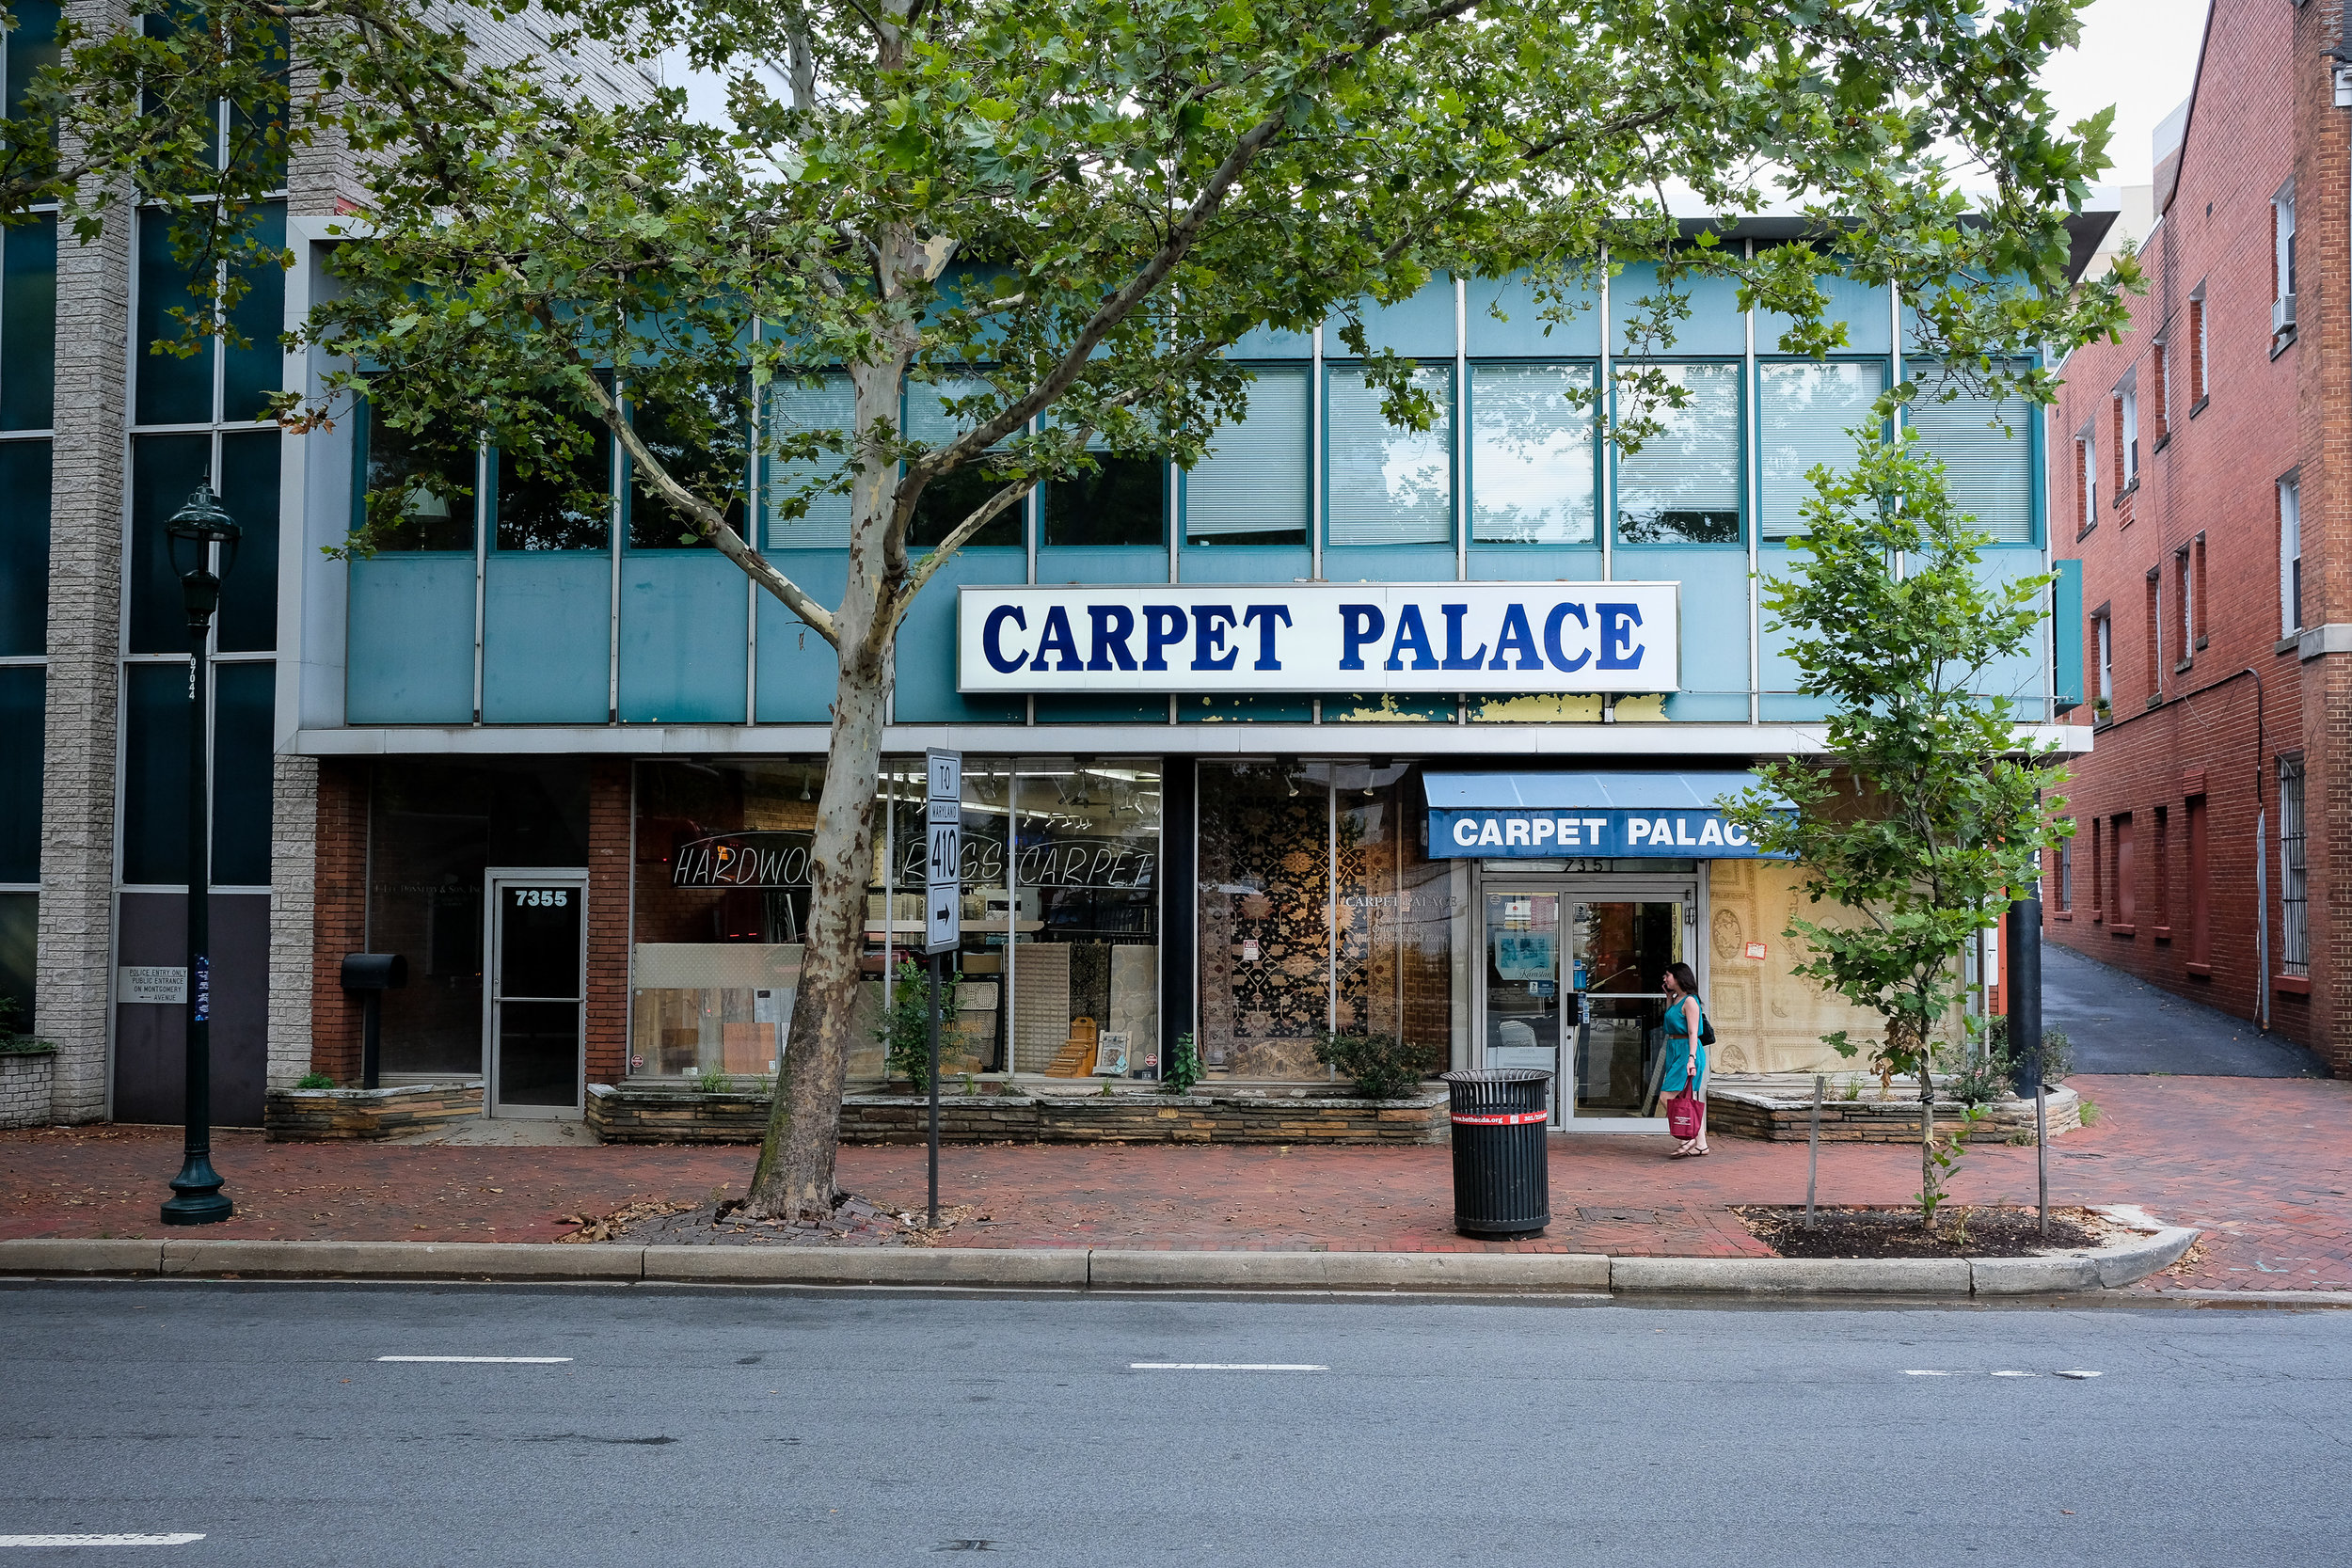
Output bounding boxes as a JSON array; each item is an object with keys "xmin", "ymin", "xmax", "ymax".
[{"xmin": 162, "ymin": 1155, "xmax": 233, "ymax": 1226}]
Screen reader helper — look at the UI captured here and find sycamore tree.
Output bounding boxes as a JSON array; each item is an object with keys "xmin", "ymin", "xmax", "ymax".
[
  {"xmin": 63, "ymin": 0, "xmax": 2134, "ymax": 1220},
  {"xmin": 1724, "ymin": 428, "xmax": 2070, "ymax": 1224}
]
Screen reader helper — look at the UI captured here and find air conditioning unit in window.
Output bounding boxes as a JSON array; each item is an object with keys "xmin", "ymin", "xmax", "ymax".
[{"xmin": 2276, "ymin": 293, "xmax": 2298, "ymax": 333}]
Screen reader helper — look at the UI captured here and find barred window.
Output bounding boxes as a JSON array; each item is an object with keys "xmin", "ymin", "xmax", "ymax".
[{"xmin": 2280, "ymin": 755, "xmax": 2308, "ymax": 978}]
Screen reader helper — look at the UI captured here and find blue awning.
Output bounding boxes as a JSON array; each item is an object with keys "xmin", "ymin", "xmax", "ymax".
[{"xmin": 1421, "ymin": 770, "xmax": 1784, "ymax": 859}]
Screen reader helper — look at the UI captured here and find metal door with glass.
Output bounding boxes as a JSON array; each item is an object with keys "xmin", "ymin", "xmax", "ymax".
[
  {"xmin": 1483, "ymin": 892, "xmax": 1565, "ymax": 1123},
  {"xmin": 485, "ymin": 871, "xmax": 588, "ymax": 1118},
  {"xmin": 1566, "ymin": 892, "xmax": 1694, "ymax": 1124}
]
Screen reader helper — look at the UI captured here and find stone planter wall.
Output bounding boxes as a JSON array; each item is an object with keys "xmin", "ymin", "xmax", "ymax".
[
  {"xmin": 263, "ymin": 1081, "xmax": 485, "ymax": 1141},
  {"xmin": 0, "ymin": 1049, "xmax": 56, "ymax": 1130},
  {"xmin": 586, "ymin": 1082, "xmax": 1450, "ymax": 1147},
  {"xmin": 1704, "ymin": 1074, "xmax": 2081, "ymax": 1144}
]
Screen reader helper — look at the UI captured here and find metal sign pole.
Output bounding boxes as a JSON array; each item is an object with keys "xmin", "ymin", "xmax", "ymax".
[{"xmin": 922, "ymin": 748, "xmax": 961, "ymax": 1232}]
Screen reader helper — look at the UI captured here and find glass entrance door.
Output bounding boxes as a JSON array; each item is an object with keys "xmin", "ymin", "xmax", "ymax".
[
  {"xmin": 1567, "ymin": 896, "xmax": 1689, "ymax": 1122},
  {"xmin": 1483, "ymin": 892, "xmax": 1565, "ymax": 1125},
  {"xmin": 486, "ymin": 871, "xmax": 587, "ymax": 1118}
]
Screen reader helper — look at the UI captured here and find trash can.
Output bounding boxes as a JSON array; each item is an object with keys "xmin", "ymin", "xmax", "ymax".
[{"xmin": 1440, "ymin": 1069, "xmax": 1552, "ymax": 1239}]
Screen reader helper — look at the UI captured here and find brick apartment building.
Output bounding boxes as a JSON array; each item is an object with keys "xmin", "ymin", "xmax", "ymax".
[{"xmin": 2045, "ymin": 0, "xmax": 2352, "ymax": 1074}]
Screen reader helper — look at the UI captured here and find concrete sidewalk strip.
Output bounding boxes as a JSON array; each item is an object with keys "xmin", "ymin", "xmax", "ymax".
[
  {"xmin": 0, "ymin": 1238, "xmax": 165, "ymax": 1275},
  {"xmin": 642, "ymin": 1245, "xmax": 1089, "ymax": 1288},
  {"xmin": 1089, "ymin": 1249, "xmax": 1612, "ymax": 1292},
  {"xmin": 156, "ymin": 1240, "xmax": 647, "ymax": 1281},
  {"xmin": 1612, "ymin": 1256, "xmax": 1974, "ymax": 1294}
]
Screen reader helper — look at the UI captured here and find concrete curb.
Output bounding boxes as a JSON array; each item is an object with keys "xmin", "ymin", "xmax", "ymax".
[{"xmin": 0, "ymin": 1226, "xmax": 2201, "ymax": 1297}]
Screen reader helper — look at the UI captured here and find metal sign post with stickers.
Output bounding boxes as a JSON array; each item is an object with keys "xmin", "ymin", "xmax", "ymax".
[{"xmin": 923, "ymin": 749, "xmax": 961, "ymax": 1227}]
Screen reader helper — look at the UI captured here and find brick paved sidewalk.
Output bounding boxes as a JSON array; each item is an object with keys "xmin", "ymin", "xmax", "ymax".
[{"xmin": 2, "ymin": 1075, "xmax": 2344, "ymax": 1291}]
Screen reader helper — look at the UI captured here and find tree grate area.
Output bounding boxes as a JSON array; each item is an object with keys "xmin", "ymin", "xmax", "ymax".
[{"xmin": 1737, "ymin": 1205, "xmax": 2103, "ymax": 1259}]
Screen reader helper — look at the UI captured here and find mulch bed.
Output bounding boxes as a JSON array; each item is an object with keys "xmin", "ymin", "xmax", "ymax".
[
  {"xmin": 1737, "ymin": 1204, "xmax": 2103, "ymax": 1259},
  {"xmin": 564, "ymin": 1192, "xmax": 976, "ymax": 1247}
]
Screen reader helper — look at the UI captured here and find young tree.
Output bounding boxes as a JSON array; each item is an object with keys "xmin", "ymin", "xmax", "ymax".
[
  {"xmin": 80, "ymin": 0, "xmax": 2132, "ymax": 1220},
  {"xmin": 1724, "ymin": 425, "xmax": 2070, "ymax": 1224}
]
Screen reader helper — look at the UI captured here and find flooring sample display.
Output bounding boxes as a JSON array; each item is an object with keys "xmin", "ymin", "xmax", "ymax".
[
  {"xmin": 1108, "ymin": 944, "xmax": 1158, "ymax": 1070},
  {"xmin": 1013, "ymin": 942, "xmax": 1073, "ymax": 1073}
]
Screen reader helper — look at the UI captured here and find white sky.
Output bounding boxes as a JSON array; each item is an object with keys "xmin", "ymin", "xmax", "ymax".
[{"xmin": 2038, "ymin": 0, "xmax": 2210, "ymax": 182}]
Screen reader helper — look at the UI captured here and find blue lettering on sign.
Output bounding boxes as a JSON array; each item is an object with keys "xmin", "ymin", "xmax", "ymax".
[
  {"xmin": 1490, "ymin": 604, "xmax": 1543, "ymax": 671},
  {"xmin": 981, "ymin": 605, "xmax": 1028, "ymax": 673},
  {"xmin": 1431, "ymin": 810, "xmax": 1779, "ymax": 860},
  {"xmin": 1597, "ymin": 603, "xmax": 1644, "ymax": 669},
  {"xmin": 1192, "ymin": 605, "xmax": 1239, "ymax": 671},
  {"xmin": 1141, "ymin": 605, "xmax": 1185, "ymax": 671},
  {"xmin": 1385, "ymin": 605, "xmax": 1439, "ymax": 671},
  {"xmin": 1034, "ymin": 605, "xmax": 1083, "ymax": 671}
]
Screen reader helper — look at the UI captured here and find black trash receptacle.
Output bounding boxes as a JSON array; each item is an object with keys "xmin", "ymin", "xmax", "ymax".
[{"xmin": 1440, "ymin": 1069, "xmax": 1552, "ymax": 1239}]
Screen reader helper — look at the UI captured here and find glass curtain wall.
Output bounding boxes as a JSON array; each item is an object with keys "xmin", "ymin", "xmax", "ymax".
[{"xmin": 1197, "ymin": 760, "xmax": 1450, "ymax": 1081}]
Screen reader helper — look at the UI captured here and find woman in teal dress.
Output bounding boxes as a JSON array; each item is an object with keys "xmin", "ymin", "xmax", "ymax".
[{"xmin": 1659, "ymin": 960, "xmax": 1708, "ymax": 1157}]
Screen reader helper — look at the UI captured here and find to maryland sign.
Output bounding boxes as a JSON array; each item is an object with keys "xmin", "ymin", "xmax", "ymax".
[{"xmin": 957, "ymin": 582, "xmax": 1678, "ymax": 695}]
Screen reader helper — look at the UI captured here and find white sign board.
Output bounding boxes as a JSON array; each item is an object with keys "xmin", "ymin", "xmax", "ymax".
[
  {"xmin": 924, "ymin": 748, "xmax": 961, "ymax": 955},
  {"xmin": 119, "ymin": 966, "xmax": 187, "ymax": 1006},
  {"xmin": 959, "ymin": 581, "xmax": 1678, "ymax": 694}
]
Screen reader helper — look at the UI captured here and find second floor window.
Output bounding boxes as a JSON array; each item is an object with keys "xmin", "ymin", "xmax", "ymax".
[
  {"xmin": 2274, "ymin": 185, "xmax": 2297, "ymax": 330},
  {"xmin": 2280, "ymin": 476, "xmax": 2304, "ymax": 635},
  {"xmin": 2094, "ymin": 610, "xmax": 2113, "ymax": 712},
  {"xmin": 2119, "ymin": 381, "xmax": 2137, "ymax": 485}
]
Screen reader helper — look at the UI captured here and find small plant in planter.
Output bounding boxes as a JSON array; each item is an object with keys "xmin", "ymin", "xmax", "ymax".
[
  {"xmin": 878, "ymin": 959, "xmax": 959, "ymax": 1091},
  {"xmin": 1312, "ymin": 1030, "xmax": 1441, "ymax": 1101},
  {"xmin": 1165, "ymin": 1033, "xmax": 1203, "ymax": 1095},
  {"xmin": 696, "ymin": 1066, "xmax": 735, "ymax": 1095},
  {"xmin": 294, "ymin": 1071, "xmax": 336, "ymax": 1090},
  {"xmin": 0, "ymin": 996, "xmax": 57, "ymax": 1054}
]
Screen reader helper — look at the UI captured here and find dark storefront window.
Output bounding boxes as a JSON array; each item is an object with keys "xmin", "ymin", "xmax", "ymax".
[{"xmin": 369, "ymin": 759, "xmax": 590, "ymax": 1081}]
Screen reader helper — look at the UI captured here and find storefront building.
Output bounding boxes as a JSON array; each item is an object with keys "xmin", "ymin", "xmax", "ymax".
[{"xmin": 0, "ymin": 98, "xmax": 2110, "ymax": 1124}]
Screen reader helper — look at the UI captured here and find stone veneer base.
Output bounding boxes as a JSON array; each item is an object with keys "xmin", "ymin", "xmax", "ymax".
[
  {"xmin": 587, "ymin": 1083, "xmax": 1450, "ymax": 1147},
  {"xmin": 0, "ymin": 1050, "xmax": 56, "ymax": 1131},
  {"xmin": 1704, "ymin": 1077, "xmax": 2082, "ymax": 1144},
  {"xmin": 263, "ymin": 1081, "xmax": 486, "ymax": 1141}
]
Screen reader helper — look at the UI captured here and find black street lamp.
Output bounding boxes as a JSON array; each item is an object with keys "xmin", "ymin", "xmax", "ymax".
[{"xmin": 161, "ymin": 483, "xmax": 240, "ymax": 1227}]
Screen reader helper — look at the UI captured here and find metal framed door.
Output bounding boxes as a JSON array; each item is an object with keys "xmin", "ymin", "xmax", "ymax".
[
  {"xmin": 1559, "ymin": 876, "xmax": 1699, "ymax": 1132},
  {"xmin": 484, "ymin": 869, "xmax": 589, "ymax": 1119}
]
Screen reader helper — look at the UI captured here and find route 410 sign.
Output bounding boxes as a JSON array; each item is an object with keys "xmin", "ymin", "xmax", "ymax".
[{"xmin": 924, "ymin": 749, "xmax": 961, "ymax": 956}]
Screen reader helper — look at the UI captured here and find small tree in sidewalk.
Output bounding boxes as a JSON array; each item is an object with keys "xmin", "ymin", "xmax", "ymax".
[{"xmin": 1724, "ymin": 424, "xmax": 2071, "ymax": 1225}]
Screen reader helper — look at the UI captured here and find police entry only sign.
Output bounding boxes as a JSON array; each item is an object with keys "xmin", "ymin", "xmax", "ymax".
[{"xmin": 958, "ymin": 582, "xmax": 1677, "ymax": 695}]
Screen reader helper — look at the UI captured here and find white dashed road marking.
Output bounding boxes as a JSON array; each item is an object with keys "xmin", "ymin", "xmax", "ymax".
[
  {"xmin": 0, "ymin": 1536, "xmax": 204, "ymax": 1547},
  {"xmin": 376, "ymin": 1355, "xmax": 572, "ymax": 1364},
  {"xmin": 1130, "ymin": 1363, "xmax": 1327, "ymax": 1371}
]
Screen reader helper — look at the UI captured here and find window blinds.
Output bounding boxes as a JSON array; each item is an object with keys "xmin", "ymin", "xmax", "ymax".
[
  {"xmin": 1470, "ymin": 363, "xmax": 1596, "ymax": 545},
  {"xmin": 1183, "ymin": 366, "xmax": 1309, "ymax": 540},
  {"xmin": 1907, "ymin": 374, "xmax": 2034, "ymax": 544},
  {"xmin": 763, "ymin": 372, "xmax": 855, "ymax": 548},
  {"xmin": 1757, "ymin": 361, "xmax": 1882, "ymax": 539},
  {"xmin": 1326, "ymin": 365, "xmax": 1454, "ymax": 547},
  {"xmin": 1614, "ymin": 362, "xmax": 1741, "ymax": 544}
]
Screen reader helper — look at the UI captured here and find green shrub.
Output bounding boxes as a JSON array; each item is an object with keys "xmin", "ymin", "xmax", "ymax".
[
  {"xmin": 294, "ymin": 1070, "xmax": 336, "ymax": 1090},
  {"xmin": 1981, "ymin": 1017, "xmax": 2074, "ymax": 1084},
  {"xmin": 1312, "ymin": 1031, "xmax": 1442, "ymax": 1100},
  {"xmin": 878, "ymin": 959, "xmax": 958, "ymax": 1090},
  {"xmin": 1164, "ymin": 1032, "xmax": 1202, "ymax": 1094},
  {"xmin": 695, "ymin": 1066, "xmax": 732, "ymax": 1095}
]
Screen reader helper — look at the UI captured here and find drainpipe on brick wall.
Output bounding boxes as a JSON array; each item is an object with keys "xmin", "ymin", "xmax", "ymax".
[{"xmin": 2246, "ymin": 667, "xmax": 2268, "ymax": 1032}]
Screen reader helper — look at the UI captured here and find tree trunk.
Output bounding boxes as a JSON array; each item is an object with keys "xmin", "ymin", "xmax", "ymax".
[{"xmin": 743, "ymin": 357, "xmax": 907, "ymax": 1221}]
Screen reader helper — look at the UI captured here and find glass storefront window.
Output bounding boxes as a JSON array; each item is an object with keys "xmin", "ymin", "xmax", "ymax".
[
  {"xmin": 632, "ymin": 758, "xmax": 823, "ymax": 1079},
  {"xmin": 1011, "ymin": 759, "xmax": 1160, "ymax": 1076},
  {"xmin": 1198, "ymin": 760, "xmax": 1452, "ymax": 1084}
]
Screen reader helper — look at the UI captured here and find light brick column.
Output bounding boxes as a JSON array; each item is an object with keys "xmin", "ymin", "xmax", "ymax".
[
  {"xmin": 36, "ymin": 0, "xmax": 135, "ymax": 1123},
  {"xmin": 265, "ymin": 752, "xmax": 319, "ymax": 1086}
]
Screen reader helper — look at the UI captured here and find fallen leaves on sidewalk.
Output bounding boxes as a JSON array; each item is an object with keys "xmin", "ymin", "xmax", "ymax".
[{"xmin": 558, "ymin": 1197, "xmax": 697, "ymax": 1243}]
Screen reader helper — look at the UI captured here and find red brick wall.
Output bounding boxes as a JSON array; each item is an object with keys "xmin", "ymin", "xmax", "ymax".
[
  {"xmin": 2045, "ymin": 0, "xmax": 2350, "ymax": 1074},
  {"xmin": 309, "ymin": 759, "xmax": 369, "ymax": 1082},
  {"xmin": 586, "ymin": 759, "xmax": 631, "ymax": 1085}
]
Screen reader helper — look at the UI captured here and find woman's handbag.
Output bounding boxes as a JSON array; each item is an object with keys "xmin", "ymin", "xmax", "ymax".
[{"xmin": 1665, "ymin": 1086, "xmax": 1705, "ymax": 1140}]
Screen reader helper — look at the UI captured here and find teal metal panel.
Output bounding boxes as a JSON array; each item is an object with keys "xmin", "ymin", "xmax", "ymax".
[
  {"xmin": 1034, "ymin": 546, "xmax": 1168, "ymax": 586},
  {"xmin": 2053, "ymin": 557, "xmax": 2084, "ymax": 712},
  {"xmin": 1178, "ymin": 693, "xmax": 1314, "ymax": 723},
  {"xmin": 1756, "ymin": 541, "xmax": 1822, "ymax": 721},
  {"xmin": 1322, "ymin": 545, "xmax": 1457, "ymax": 583},
  {"xmin": 1466, "ymin": 271, "xmax": 1602, "ymax": 358},
  {"xmin": 1179, "ymin": 545, "xmax": 1310, "ymax": 583},
  {"xmin": 1226, "ymin": 322, "xmax": 1313, "ymax": 359},
  {"xmin": 891, "ymin": 547, "xmax": 1025, "ymax": 723},
  {"xmin": 346, "ymin": 555, "xmax": 475, "ymax": 723},
  {"xmin": 1327, "ymin": 276, "xmax": 1457, "ymax": 358},
  {"xmin": 754, "ymin": 551, "xmax": 847, "ymax": 724},
  {"xmin": 1466, "ymin": 545, "xmax": 1604, "ymax": 582},
  {"xmin": 619, "ymin": 551, "xmax": 748, "ymax": 723},
  {"xmin": 1756, "ymin": 272, "xmax": 1890, "ymax": 356},
  {"xmin": 1610, "ymin": 262, "xmax": 1746, "ymax": 356},
  {"xmin": 1614, "ymin": 544, "xmax": 1748, "ymax": 712},
  {"xmin": 482, "ymin": 553, "xmax": 610, "ymax": 722},
  {"xmin": 1972, "ymin": 546, "xmax": 2049, "ymax": 719}
]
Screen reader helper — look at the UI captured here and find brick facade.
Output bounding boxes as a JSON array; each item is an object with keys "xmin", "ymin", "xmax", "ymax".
[
  {"xmin": 306, "ymin": 760, "xmax": 369, "ymax": 1083},
  {"xmin": 586, "ymin": 760, "xmax": 631, "ymax": 1086},
  {"xmin": 2047, "ymin": 0, "xmax": 2351, "ymax": 1074}
]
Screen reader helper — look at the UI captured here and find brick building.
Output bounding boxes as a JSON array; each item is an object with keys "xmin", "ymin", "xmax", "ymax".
[{"xmin": 2044, "ymin": 0, "xmax": 2352, "ymax": 1075}]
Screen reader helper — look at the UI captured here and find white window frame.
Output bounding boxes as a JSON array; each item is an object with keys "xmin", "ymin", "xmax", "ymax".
[
  {"xmin": 2094, "ymin": 610, "xmax": 2113, "ymax": 706},
  {"xmin": 2280, "ymin": 476, "xmax": 2303, "ymax": 635},
  {"xmin": 2118, "ymin": 374, "xmax": 2137, "ymax": 485},
  {"xmin": 2190, "ymin": 286, "xmax": 2208, "ymax": 402},
  {"xmin": 2274, "ymin": 183, "xmax": 2297, "ymax": 311},
  {"xmin": 2176, "ymin": 545, "xmax": 2194, "ymax": 661}
]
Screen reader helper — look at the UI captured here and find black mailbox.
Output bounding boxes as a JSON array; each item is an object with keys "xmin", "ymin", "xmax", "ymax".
[
  {"xmin": 339, "ymin": 953, "xmax": 407, "ymax": 1089},
  {"xmin": 340, "ymin": 953, "xmax": 408, "ymax": 991}
]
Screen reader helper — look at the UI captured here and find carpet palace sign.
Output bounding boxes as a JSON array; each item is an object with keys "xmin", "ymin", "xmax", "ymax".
[{"xmin": 957, "ymin": 583, "xmax": 1678, "ymax": 694}]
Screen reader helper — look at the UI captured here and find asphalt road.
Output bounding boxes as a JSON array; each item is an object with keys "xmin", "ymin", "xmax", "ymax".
[
  {"xmin": 1, "ymin": 1283, "xmax": 2346, "ymax": 1566},
  {"xmin": 2042, "ymin": 939, "xmax": 2329, "ymax": 1077}
]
